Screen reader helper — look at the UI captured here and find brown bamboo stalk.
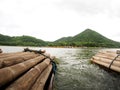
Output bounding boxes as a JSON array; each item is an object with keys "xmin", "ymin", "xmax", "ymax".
[
  {"xmin": 0, "ymin": 53, "xmax": 40, "ymax": 68},
  {"xmin": 91, "ymin": 59, "xmax": 120, "ymax": 72},
  {"xmin": 96, "ymin": 53, "xmax": 120, "ymax": 61},
  {"xmin": 0, "ymin": 52, "xmax": 24, "ymax": 58},
  {"xmin": 6, "ymin": 58, "xmax": 51, "ymax": 90},
  {"xmin": 99, "ymin": 51, "xmax": 116, "ymax": 54},
  {"xmin": 96, "ymin": 53, "xmax": 116, "ymax": 59},
  {"xmin": 0, "ymin": 55, "xmax": 45, "ymax": 87},
  {"xmin": 92, "ymin": 56, "xmax": 120, "ymax": 67},
  {"xmin": 96, "ymin": 54, "xmax": 117, "ymax": 60},
  {"xmin": 31, "ymin": 64, "xmax": 52, "ymax": 90},
  {"xmin": 97, "ymin": 51, "xmax": 118, "ymax": 57},
  {"xmin": 0, "ymin": 52, "xmax": 32, "ymax": 59}
]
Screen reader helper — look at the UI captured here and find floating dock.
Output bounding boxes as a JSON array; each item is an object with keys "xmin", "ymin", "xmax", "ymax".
[
  {"xmin": 0, "ymin": 48, "xmax": 56, "ymax": 90},
  {"xmin": 91, "ymin": 50, "xmax": 120, "ymax": 73}
]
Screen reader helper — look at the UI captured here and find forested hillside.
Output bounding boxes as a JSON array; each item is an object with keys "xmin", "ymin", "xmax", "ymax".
[
  {"xmin": 52, "ymin": 29, "xmax": 120, "ymax": 47},
  {"xmin": 0, "ymin": 29, "xmax": 120, "ymax": 47},
  {"xmin": 0, "ymin": 34, "xmax": 46, "ymax": 46}
]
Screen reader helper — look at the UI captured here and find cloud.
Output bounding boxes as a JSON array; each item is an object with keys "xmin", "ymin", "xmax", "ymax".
[
  {"xmin": 110, "ymin": 0, "xmax": 120, "ymax": 17},
  {"xmin": 0, "ymin": 0, "xmax": 83, "ymax": 41},
  {"xmin": 56, "ymin": 0, "xmax": 120, "ymax": 18},
  {"xmin": 57, "ymin": 0, "xmax": 110, "ymax": 14},
  {"xmin": 0, "ymin": 0, "xmax": 120, "ymax": 41}
]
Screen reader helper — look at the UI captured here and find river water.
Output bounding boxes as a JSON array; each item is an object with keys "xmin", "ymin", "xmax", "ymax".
[{"xmin": 0, "ymin": 46, "xmax": 120, "ymax": 90}]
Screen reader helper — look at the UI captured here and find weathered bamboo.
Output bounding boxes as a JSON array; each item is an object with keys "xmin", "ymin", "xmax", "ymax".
[
  {"xmin": 95, "ymin": 54, "xmax": 117, "ymax": 59},
  {"xmin": 0, "ymin": 52, "xmax": 33, "ymax": 59},
  {"xmin": 95, "ymin": 51, "xmax": 120, "ymax": 60},
  {"xmin": 91, "ymin": 50, "xmax": 120, "ymax": 73},
  {"xmin": 97, "ymin": 51, "xmax": 118, "ymax": 57},
  {"xmin": 0, "ymin": 52, "xmax": 24, "ymax": 58},
  {"xmin": 98, "ymin": 51, "xmax": 116, "ymax": 54},
  {"xmin": 31, "ymin": 64, "xmax": 52, "ymax": 90},
  {"xmin": 0, "ymin": 55, "xmax": 45, "ymax": 87},
  {"xmin": 92, "ymin": 56, "xmax": 120, "ymax": 67},
  {"xmin": 95, "ymin": 54, "xmax": 120, "ymax": 61},
  {"xmin": 6, "ymin": 58, "xmax": 51, "ymax": 90},
  {"xmin": 91, "ymin": 59, "xmax": 120, "ymax": 72},
  {"xmin": 0, "ymin": 53, "xmax": 40, "ymax": 68}
]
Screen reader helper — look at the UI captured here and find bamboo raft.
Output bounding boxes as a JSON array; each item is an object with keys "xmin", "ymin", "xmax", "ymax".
[
  {"xmin": 91, "ymin": 50, "xmax": 120, "ymax": 73},
  {"xmin": 0, "ymin": 48, "xmax": 57, "ymax": 90}
]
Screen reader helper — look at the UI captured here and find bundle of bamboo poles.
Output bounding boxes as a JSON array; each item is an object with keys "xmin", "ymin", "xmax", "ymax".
[
  {"xmin": 91, "ymin": 50, "xmax": 120, "ymax": 73},
  {"xmin": 0, "ymin": 48, "xmax": 56, "ymax": 90}
]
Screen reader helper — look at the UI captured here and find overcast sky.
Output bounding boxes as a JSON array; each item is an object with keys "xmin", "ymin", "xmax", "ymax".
[{"xmin": 0, "ymin": 0, "xmax": 120, "ymax": 41}]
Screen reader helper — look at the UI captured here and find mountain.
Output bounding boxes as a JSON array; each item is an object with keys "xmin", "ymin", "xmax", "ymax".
[
  {"xmin": 54, "ymin": 29, "xmax": 120, "ymax": 47},
  {"xmin": 0, "ymin": 29, "xmax": 120, "ymax": 47},
  {"xmin": 0, "ymin": 34, "xmax": 46, "ymax": 46},
  {"xmin": 55, "ymin": 36, "xmax": 72, "ymax": 42},
  {"xmin": 0, "ymin": 34, "xmax": 13, "ymax": 45}
]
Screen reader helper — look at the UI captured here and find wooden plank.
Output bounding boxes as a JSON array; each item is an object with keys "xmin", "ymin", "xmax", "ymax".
[{"xmin": 0, "ymin": 55, "xmax": 45, "ymax": 87}]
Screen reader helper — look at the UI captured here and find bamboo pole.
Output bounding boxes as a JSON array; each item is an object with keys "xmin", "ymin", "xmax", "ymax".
[
  {"xmin": 98, "ymin": 51, "xmax": 116, "ymax": 54},
  {"xmin": 97, "ymin": 51, "xmax": 118, "ymax": 57},
  {"xmin": 6, "ymin": 58, "xmax": 51, "ymax": 90},
  {"xmin": 92, "ymin": 56, "xmax": 120, "ymax": 67},
  {"xmin": 91, "ymin": 50, "xmax": 120, "ymax": 73},
  {"xmin": 95, "ymin": 53, "xmax": 120, "ymax": 61},
  {"xmin": 0, "ymin": 52, "xmax": 32, "ymax": 59},
  {"xmin": 0, "ymin": 52, "xmax": 24, "ymax": 58},
  {"xmin": 95, "ymin": 54, "xmax": 119, "ymax": 61},
  {"xmin": 31, "ymin": 64, "xmax": 52, "ymax": 90},
  {"xmin": 91, "ymin": 59, "xmax": 120, "ymax": 72},
  {"xmin": 0, "ymin": 53, "xmax": 40, "ymax": 68},
  {"xmin": 0, "ymin": 55, "xmax": 45, "ymax": 87}
]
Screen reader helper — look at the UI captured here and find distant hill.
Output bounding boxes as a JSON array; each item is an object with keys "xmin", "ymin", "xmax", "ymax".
[
  {"xmin": 54, "ymin": 29, "xmax": 120, "ymax": 47},
  {"xmin": 0, "ymin": 29, "xmax": 120, "ymax": 47},
  {"xmin": 0, "ymin": 34, "xmax": 46, "ymax": 46},
  {"xmin": 55, "ymin": 36, "xmax": 72, "ymax": 42}
]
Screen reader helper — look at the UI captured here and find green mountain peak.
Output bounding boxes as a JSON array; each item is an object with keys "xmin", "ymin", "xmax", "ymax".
[
  {"xmin": 54, "ymin": 29, "xmax": 120, "ymax": 47},
  {"xmin": 0, "ymin": 29, "xmax": 120, "ymax": 47}
]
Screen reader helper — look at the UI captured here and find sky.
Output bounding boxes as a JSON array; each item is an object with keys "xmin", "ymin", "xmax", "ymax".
[{"xmin": 0, "ymin": 0, "xmax": 120, "ymax": 41}]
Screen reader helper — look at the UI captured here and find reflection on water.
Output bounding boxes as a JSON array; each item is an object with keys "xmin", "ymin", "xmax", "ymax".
[{"xmin": 0, "ymin": 46, "xmax": 120, "ymax": 90}]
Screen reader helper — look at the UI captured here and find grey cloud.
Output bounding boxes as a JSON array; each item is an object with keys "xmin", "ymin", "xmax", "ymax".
[{"xmin": 56, "ymin": 0, "xmax": 118, "ymax": 16}]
